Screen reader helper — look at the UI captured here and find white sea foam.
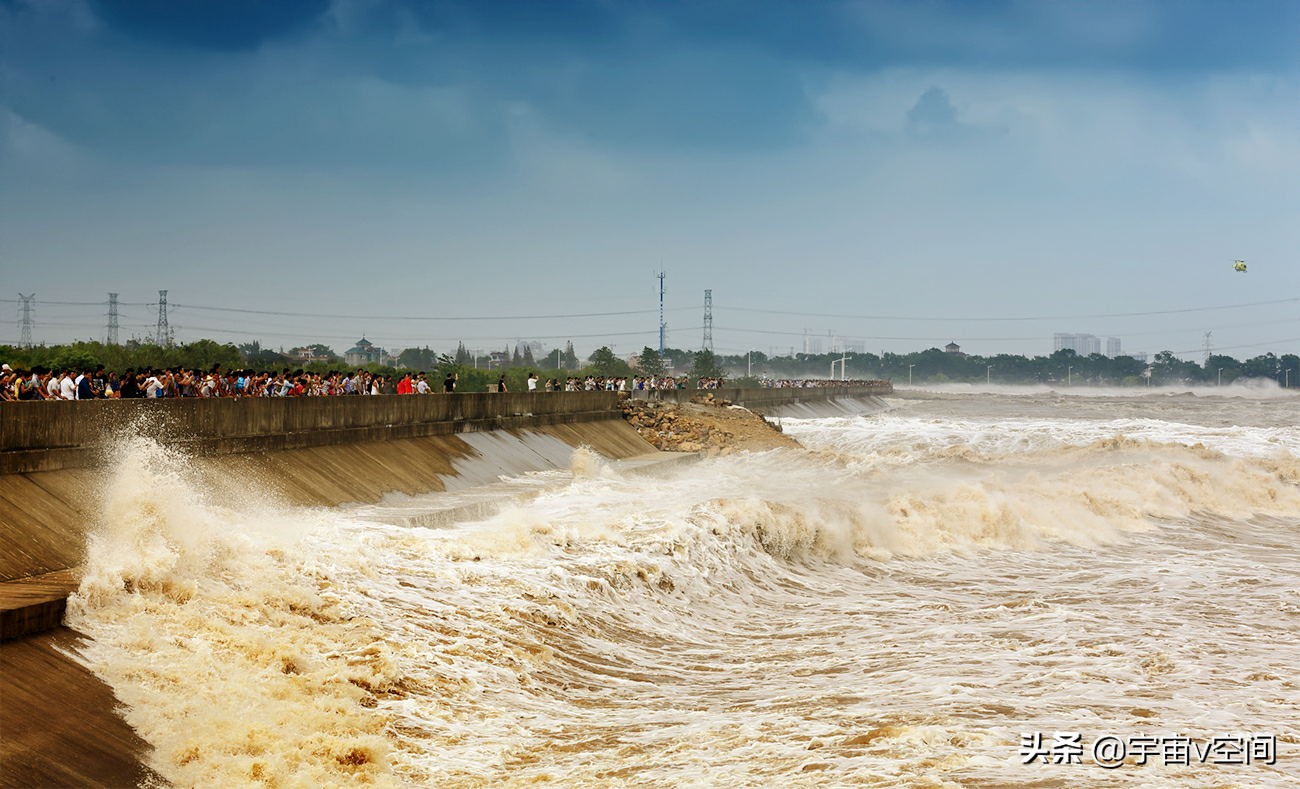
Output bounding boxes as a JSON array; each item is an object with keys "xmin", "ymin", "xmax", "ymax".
[{"xmin": 66, "ymin": 392, "xmax": 1300, "ymax": 787}]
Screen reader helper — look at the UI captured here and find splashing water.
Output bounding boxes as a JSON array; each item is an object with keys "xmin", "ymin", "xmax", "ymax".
[{"xmin": 66, "ymin": 392, "xmax": 1300, "ymax": 787}]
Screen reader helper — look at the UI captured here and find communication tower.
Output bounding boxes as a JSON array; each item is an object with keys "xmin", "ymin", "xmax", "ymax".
[
  {"xmin": 702, "ymin": 289, "xmax": 713, "ymax": 351},
  {"xmin": 658, "ymin": 272, "xmax": 666, "ymax": 358}
]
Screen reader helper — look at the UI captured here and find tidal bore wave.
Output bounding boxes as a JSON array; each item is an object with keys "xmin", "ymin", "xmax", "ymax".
[{"xmin": 66, "ymin": 395, "xmax": 1300, "ymax": 787}]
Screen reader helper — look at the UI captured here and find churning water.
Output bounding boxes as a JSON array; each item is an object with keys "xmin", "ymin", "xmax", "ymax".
[{"xmin": 65, "ymin": 390, "xmax": 1300, "ymax": 787}]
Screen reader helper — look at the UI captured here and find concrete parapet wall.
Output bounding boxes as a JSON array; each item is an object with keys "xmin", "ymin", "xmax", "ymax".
[{"xmin": 0, "ymin": 392, "xmax": 621, "ymax": 474}]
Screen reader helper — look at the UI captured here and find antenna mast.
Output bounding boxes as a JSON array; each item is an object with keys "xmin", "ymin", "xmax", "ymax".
[
  {"xmin": 702, "ymin": 289, "xmax": 713, "ymax": 351},
  {"xmin": 657, "ymin": 271, "xmax": 666, "ymax": 357}
]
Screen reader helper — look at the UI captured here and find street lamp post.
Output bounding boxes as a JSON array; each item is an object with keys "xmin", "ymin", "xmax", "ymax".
[
  {"xmin": 986, "ymin": 365, "xmax": 993, "ymax": 384},
  {"xmin": 1218, "ymin": 368, "xmax": 1223, "ymax": 387},
  {"xmin": 1287, "ymin": 369, "xmax": 1293, "ymax": 388},
  {"xmin": 908, "ymin": 364, "xmax": 915, "ymax": 386},
  {"xmin": 1067, "ymin": 366, "xmax": 1073, "ymax": 386}
]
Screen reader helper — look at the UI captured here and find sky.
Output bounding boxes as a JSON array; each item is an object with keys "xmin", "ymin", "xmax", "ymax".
[{"xmin": 2, "ymin": 0, "xmax": 1299, "ymax": 362}]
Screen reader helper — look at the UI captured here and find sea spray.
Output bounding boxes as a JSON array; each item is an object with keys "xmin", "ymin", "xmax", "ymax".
[
  {"xmin": 67, "ymin": 435, "xmax": 402, "ymax": 787},
  {"xmin": 66, "ymin": 393, "xmax": 1300, "ymax": 787}
]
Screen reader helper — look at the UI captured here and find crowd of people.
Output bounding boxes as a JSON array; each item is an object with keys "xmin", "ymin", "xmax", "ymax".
[
  {"xmin": 0, "ymin": 363, "xmax": 740, "ymax": 401},
  {"xmin": 2, "ymin": 360, "xmax": 877, "ymax": 402},
  {"xmin": 0, "ymin": 364, "xmax": 456, "ymax": 400},
  {"xmin": 760, "ymin": 378, "xmax": 882, "ymax": 388}
]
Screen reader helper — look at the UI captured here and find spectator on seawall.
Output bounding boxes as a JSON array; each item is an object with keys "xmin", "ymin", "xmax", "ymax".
[{"xmin": 0, "ymin": 365, "xmax": 885, "ymax": 402}]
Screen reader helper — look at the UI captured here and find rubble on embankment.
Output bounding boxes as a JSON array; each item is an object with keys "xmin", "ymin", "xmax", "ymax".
[{"xmin": 621, "ymin": 393, "xmax": 801, "ymax": 454}]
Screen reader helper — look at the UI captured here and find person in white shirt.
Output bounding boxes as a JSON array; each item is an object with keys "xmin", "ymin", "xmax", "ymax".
[
  {"xmin": 526, "ymin": 373, "xmax": 538, "ymax": 392},
  {"xmin": 46, "ymin": 373, "xmax": 61, "ymax": 400},
  {"xmin": 144, "ymin": 373, "xmax": 164, "ymax": 398},
  {"xmin": 59, "ymin": 372, "xmax": 77, "ymax": 400},
  {"xmin": 415, "ymin": 374, "xmax": 430, "ymax": 394}
]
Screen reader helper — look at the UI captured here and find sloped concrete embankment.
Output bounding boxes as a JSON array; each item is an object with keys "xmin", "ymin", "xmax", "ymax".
[
  {"xmin": 0, "ymin": 386, "xmax": 875, "ymax": 787},
  {"xmin": 0, "ymin": 394, "xmax": 658, "ymax": 789}
]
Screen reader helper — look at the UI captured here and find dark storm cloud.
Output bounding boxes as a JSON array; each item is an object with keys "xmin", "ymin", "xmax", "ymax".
[
  {"xmin": 4, "ymin": 0, "xmax": 1299, "ymax": 170},
  {"xmin": 88, "ymin": 0, "xmax": 331, "ymax": 50}
]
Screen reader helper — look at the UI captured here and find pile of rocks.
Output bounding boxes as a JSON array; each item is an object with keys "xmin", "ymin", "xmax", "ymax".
[{"xmin": 621, "ymin": 397, "xmax": 798, "ymax": 455}]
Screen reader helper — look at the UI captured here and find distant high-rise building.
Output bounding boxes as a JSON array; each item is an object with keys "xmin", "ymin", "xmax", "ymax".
[
  {"xmin": 1054, "ymin": 333, "xmax": 1101, "ymax": 356},
  {"xmin": 1106, "ymin": 337, "xmax": 1122, "ymax": 357}
]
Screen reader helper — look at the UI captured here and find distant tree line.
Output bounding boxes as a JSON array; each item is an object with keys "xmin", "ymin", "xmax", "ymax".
[
  {"xmin": 712, "ymin": 347, "xmax": 1299, "ymax": 387},
  {"xmin": 3, "ymin": 340, "xmax": 1295, "ymax": 390}
]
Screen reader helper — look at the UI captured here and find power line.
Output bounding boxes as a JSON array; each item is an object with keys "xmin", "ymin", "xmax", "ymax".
[
  {"xmin": 720, "ymin": 296, "xmax": 1300, "ymax": 322},
  {"xmin": 166, "ymin": 324, "xmax": 707, "ymax": 344},
  {"xmin": 709, "ymin": 316, "xmax": 1300, "ymax": 344},
  {"xmin": 171, "ymin": 303, "xmax": 692, "ymax": 321}
]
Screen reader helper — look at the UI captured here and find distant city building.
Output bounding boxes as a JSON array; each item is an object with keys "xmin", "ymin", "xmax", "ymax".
[
  {"xmin": 1129, "ymin": 351, "xmax": 1149, "ymax": 363},
  {"xmin": 802, "ymin": 335, "xmax": 823, "ymax": 355},
  {"xmin": 1106, "ymin": 337, "xmax": 1122, "ymax": 357},
  {"xmin": 345, "ymin": 337, "xmax": 385, "ymax": 367},
  {"xmin": 944, "ymin": 341, "xmax": 963, "ymax": 355},
  {"xmin": 1053, "ymin": 333, "xmax": 1101, "ymax": 356}
]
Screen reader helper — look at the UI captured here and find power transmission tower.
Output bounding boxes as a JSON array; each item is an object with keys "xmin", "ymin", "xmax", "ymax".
[
  {"xmin": 702, "ymin": 289, "xmax": 713, "ymax": 351},
  {"xmin": 18, "ymin": 293, "xmax": 34, "ymax": 349},
  {"xmin": 657, "ymin": 272, "xmax": 666, "ymax": 357},
  {"xmin": 1202, "ymin": 331, "xmax": 1212, "ymax": 364},
  {"xmin": 107, "ymin": 292, "xmax": 120, "ymax": 345},
  {"xmin": 156, "ymin": 289, "xmax": 172, "ymax": 346}
]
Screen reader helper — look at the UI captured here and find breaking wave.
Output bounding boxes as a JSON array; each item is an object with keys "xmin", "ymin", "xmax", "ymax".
[{"xmin": 66, "ymin": 395, "xmax": 1300, "ymax": 787}]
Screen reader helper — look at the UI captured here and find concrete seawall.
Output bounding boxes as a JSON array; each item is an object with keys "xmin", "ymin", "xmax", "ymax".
[
  {"xmin": 0, "ymin": 386, "xmax": 889, "ymax": 593},
  {"xmin": 0, "ymin": 391, "xmax": 623, "ymax": 474},
  {"xmin": 0, "ymin": 385, "xmax": 887, "ymax": 787}
]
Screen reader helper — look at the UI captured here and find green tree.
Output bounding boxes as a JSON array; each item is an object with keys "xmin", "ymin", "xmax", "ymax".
[
  {"xmin": 562, "ymin": 341, "xmax": 578, "ymax": 370},
  {"xmin": 637, "ymin": 346, "xmax": 665, "ymax": 376},
  {"xmin": 454, "ymin": 341, "xmax": 471, "ymax": 365},
  {"xmin": 692, "ymin": 349, "xmax": 724, "ymax": 379},
  {"xmin": 51, "ymin": 347, "xmax": 100, "ymax": 372},
  {"xmin": 587, "ymin": 346, "xmax": 630, "ymax": 376}
]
